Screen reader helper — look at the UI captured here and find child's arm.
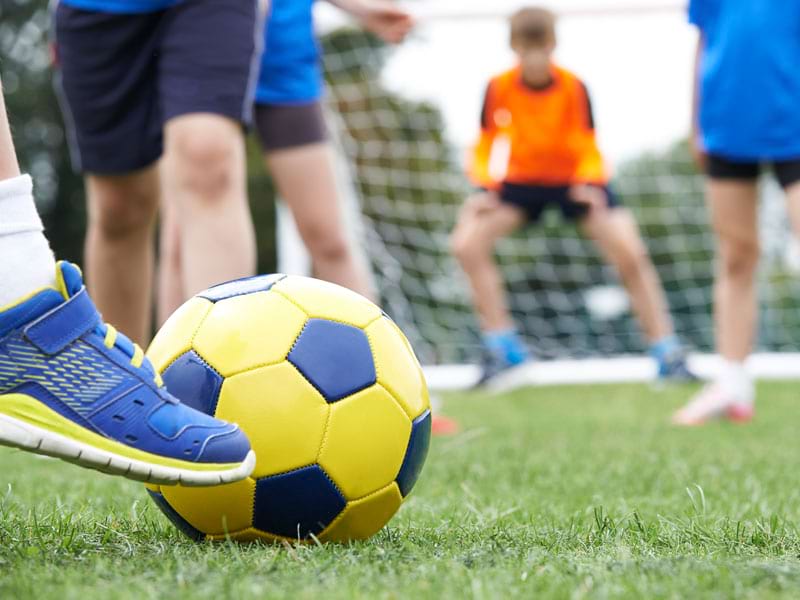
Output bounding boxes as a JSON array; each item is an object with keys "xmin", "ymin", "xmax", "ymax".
[
  {"xmin": 690, "ymin": 34, "xmax": 706, "ymax": 169},
  {"xmin": 573, "ymin": 82, "xmax": 608, "ymax": 187},
  {"xmin": 467, "ymin": 83, "xmax": 502, "ymax": 190},
  {"xmin": 325, "ymin": 0, "xmax": 414, "ymax": 43},
  {"xmin": 567, "ymin": 82, "xmax": 610, "ymax": 210}
]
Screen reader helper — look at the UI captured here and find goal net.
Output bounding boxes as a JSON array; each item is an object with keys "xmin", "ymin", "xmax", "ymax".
[{"xmin": 299, "ymin": 2, "xmax": 800, "ymax": 374}]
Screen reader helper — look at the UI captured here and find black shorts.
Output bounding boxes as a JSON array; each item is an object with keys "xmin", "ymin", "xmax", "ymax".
[
  {"xmin": 254, "ymin": 102, "xmax": 328, "ymax": 152},
  {"xmin": 499, "ymin": 182, "xmax": 621, "ymax": 223},
  {"xmin": 706, "ymin": 154, "xmax": 800, "ymax": 189},
  {"xmin": 53, "ymin": 0, "xmax": 262, "ymax": 174}
]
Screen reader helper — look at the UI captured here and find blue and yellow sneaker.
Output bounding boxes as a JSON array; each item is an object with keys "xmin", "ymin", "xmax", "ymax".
[{"xmin": 0, "ymin": 262, "xmax": 255, "ymax": 486}]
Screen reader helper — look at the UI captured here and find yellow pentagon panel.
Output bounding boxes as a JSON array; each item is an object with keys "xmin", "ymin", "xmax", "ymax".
[
  {"xmin": 320, "ymin": 482, "xmax": 403, "ymax": 543},
  {"xmin": 365, "ymin": 317, "xmax": 430, "ymax": 419},
  {"xmin": 193, "ymin": 291, "xmax": 307, "ymax": 376},
  {"xmin": 319, "ymin": 385, "xmax": 411, "ymax": 500},
  {"xmin": 217, "ymin": 362, "xmax": 329, "ymax": 479},
  {"xmin": 147, "ymin": 297, "xmax": 213, "ymax": 372},
  {"xmin": 272, "ymin": 275, "xmax": 382, "ymax": 328},
  {"xmin": 161, "ymin": 477, "xmax": 255, "ymax": 536}
]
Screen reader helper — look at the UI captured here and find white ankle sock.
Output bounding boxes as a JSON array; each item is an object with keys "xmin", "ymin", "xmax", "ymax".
[
  {"xmin": 0, "ymin": 174, "xmax": 57, "ymax": 307},
  {"xmin": 716, "ymin": 360, "xmax": 754, "ymax": 405}
]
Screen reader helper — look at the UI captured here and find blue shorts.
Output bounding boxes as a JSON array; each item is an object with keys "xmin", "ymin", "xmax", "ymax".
[
  {"xmin": 706, "ymin": 154, "xmax": 800, "ymax": 189},
  {"xmin": 499, "ymin": 182, "xmax": 621, "ymax": 223},
  {"xmin": 53, "ymin": 0, "xmax": 262, "ymax": 174}
]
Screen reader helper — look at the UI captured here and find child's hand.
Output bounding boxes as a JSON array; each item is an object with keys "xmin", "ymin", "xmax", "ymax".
[
  {"xmin": 473, "ymin": 190, "xmax": 502, "ymax": 212},
  {"xmin": 358, "ymin": 1, "xmax": 415, "ymax": 44},
  {"xmin": 568, "ymin": 184, "xmax": 607, "ymax": 211}
]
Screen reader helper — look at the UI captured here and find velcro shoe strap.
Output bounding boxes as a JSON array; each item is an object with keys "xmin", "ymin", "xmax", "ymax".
[{"xmin": 25, "ymin": 288, "xmax": 101, "ymax": 354}]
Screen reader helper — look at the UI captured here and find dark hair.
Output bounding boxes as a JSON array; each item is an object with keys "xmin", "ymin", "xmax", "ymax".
[{"xmin": 510, "ymin": 7, "xmax": 557, "ymax": 48}]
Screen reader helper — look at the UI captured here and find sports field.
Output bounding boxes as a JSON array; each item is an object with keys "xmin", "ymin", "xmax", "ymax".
[{"xmin": 2, "ymin": 381, "xmax": 800, "ymax": 599}]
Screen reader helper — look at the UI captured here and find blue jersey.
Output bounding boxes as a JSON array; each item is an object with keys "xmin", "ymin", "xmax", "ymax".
[
  {"xmin": 59, "ymin": 0, "xmax": 180, "ymax": 13},
  {"xmin": 689, "ymin": 0, "xmax": 800, "ymax": 161},
  {"xmin": 256, "ymin": 0, "xmax": 323, "ymax": 105}
]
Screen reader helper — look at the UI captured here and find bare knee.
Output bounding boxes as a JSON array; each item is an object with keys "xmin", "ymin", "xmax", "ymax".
[
  {"xmin": 88, "ymin": 174, "xmax": 158, "ymax": 240},
  {"xmin": 451, "ymin": 229, "xmax": 491, "ymax": 269},
  {"xmin": 169, "ymin": 123, "xmax": 241, "ymax": 203},
  {"xmin": 719, "ymin": 239, "xmax": 760, "ymax": 280},
  {"xmin": 305, "ymin": 230, "xmax": 351, "ymax": 264},
  {"xmin": 451, "ymin": 193, "xmax": 517, "ymax": 269}
]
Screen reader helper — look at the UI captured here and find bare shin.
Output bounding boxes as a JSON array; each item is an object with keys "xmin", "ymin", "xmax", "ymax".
[
  {"xmin": 583, "ymin": 208, "xmax": 673, "ymax": 343},
  {"xmin": 84, "ymin": 168, "xmax": 159, "ymax": 346},
  {"xmin": 162, "ymin": 114, "xmax": 257, "ymax": 298},
  {"xmin": 267, "ymin": 143, "xmax": 374, "ymax": 300}
]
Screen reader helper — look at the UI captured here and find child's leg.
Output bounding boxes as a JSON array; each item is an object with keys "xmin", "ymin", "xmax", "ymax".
[
  {"xmin": 672, "ymin": 178, "xmax": 759, "ymax": 425},
  {"xmin": 156, "ymin": 193, "xmax": 186, "ymax": 326},
  {"xmin": 254, "ymin": 102, "xmax": 373, "ymax": 300},
  {"xmin": 451, "ymin": 192, "xmax": 528, "ymax": 367},
  {"xmin": 0, "ymin": 78, "xmax": 56, "ymax": 306},
  {"xmin": 162, "ymin": 114, "xmax": 257, "ymax": 301},
  {"xmin": 580, "ymin": 207, "xmax": 673, "ymax": 343},
  {"xmin": 451, "ymin": 192, "xmax": 525, "ymax": 332},
  {"xmin": 707, "ymin": 179, "xmax": 760, "ymax": 363},
  {"xmin": 84, "ymin": 170, "xmax": 159, "ymax": 346},
  {"xmin": 0, "ymin": 79, "xmax": 19, "ymax": 181},
  {"xmin": 266, "ymin": 142, "xmax": 374, "ymax": 300}
]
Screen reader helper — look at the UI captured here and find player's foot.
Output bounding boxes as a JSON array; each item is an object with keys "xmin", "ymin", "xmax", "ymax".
[
  {"xmin": 474, "ymin": 352, "xmax": 533, "ymax": 391},
  {"xmin": 431, "ymin": 414, "xmax": 460, "ymax": 436},
  {"xmin": 657, "ymin": 352, "xmax": 699, "ymax": 383},
  {"xmin": 651, "ymin": 335, "xmax": 699, "ymax": 383},
  {"xmin": 474, "ymin": 329, "xmax": 533, "ymax": 391},
  {"xmin": 671, "ymin": 383, "xmax": 754, "ymax": 426},
  {"xmin": 726, "ymin": 402, "xmax": 756, "ymax": 423},
  {"xmin": 0, "ymin": 261, "xmax": 255, "ymax": 486}
]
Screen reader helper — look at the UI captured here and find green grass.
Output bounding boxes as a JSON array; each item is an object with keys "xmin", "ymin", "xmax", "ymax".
[{"xmin": 3, "ymin": 381, "xmax": 800, "ymax": 599}]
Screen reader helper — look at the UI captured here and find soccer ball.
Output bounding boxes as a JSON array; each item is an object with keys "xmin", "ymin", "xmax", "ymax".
[{"xmin": 144, "ymin": 274, "xmax": 431, "ymax": 543}]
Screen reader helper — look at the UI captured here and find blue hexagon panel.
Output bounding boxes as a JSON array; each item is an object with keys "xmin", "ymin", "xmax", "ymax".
[
  {"xmin": 396, "ymin": 409, "xmax": 432, "ymax": 497},
  {"xmin": 199, "ymin": 274, "xmax": 287, "ymax": 303},
  {"xmin": 254, "ymin": 465, "xmax": 346, "ymax": 538},
  {"xmin": 147, "ymin": 489, "xmax": 204, "ymax": 542},
  {"xmin": 161, "ymin": 350, "xmax": 223, "ymax": 416},
  {"xmin": 288, "ymin": 319, "xmax": 376, "ymax": 403}
]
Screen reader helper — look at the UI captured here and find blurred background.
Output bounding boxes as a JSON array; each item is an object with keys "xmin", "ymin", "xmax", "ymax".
[{"xmin": 3, "ymin": 0, "xmax": 799, "ymax": 367}]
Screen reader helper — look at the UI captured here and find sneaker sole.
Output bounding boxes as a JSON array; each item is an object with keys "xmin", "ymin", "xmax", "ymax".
[
  {"xmin": 484, "ymin": 362, "xmax": 534, "ymax": 393},
  {"xmin": 726, "ymin": 406, "xmax": 754, "ymax": 424},
  {"xmin": 672, "ymin": 408, "xmax": 754, "ymax": 427},
  {"xmin": 0, "ymin": 394, "xmax": 255, "ymax": 487}
]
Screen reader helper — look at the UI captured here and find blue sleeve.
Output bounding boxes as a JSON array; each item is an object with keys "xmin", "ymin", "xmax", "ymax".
[{"xmin": 688, "ymin": 0, "xmax": 708, "ymax": 30}]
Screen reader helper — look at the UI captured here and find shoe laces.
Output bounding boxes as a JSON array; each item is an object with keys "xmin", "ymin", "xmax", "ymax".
[{"xmin": 98, "ymin": 323, "xmax": 164, "ymax": 387}]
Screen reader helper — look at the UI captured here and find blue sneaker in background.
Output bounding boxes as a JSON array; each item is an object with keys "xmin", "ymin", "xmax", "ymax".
[
  {"xmin": 475, "ymin": 329, "xmax": 534, "ymax": 390},
  {"xmin": 651, "ymin": 335, "xmax": 699, "ymax": 383}
]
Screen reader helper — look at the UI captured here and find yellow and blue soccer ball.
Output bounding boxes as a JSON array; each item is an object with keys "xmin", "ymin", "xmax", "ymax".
[{"xmin": 144, "ymin": 274, "xmax": 431, "ymax": 542}]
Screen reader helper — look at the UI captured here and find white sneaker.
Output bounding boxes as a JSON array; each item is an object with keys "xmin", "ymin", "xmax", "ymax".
[{"xmin": 672, "ymin": 383, "xmax": 754, "ymax": 426}]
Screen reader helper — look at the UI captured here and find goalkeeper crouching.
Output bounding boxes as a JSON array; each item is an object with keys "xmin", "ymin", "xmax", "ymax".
[{"xmin": 450, "ymin": 7, "xmax": 695, "ymax": 387}]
